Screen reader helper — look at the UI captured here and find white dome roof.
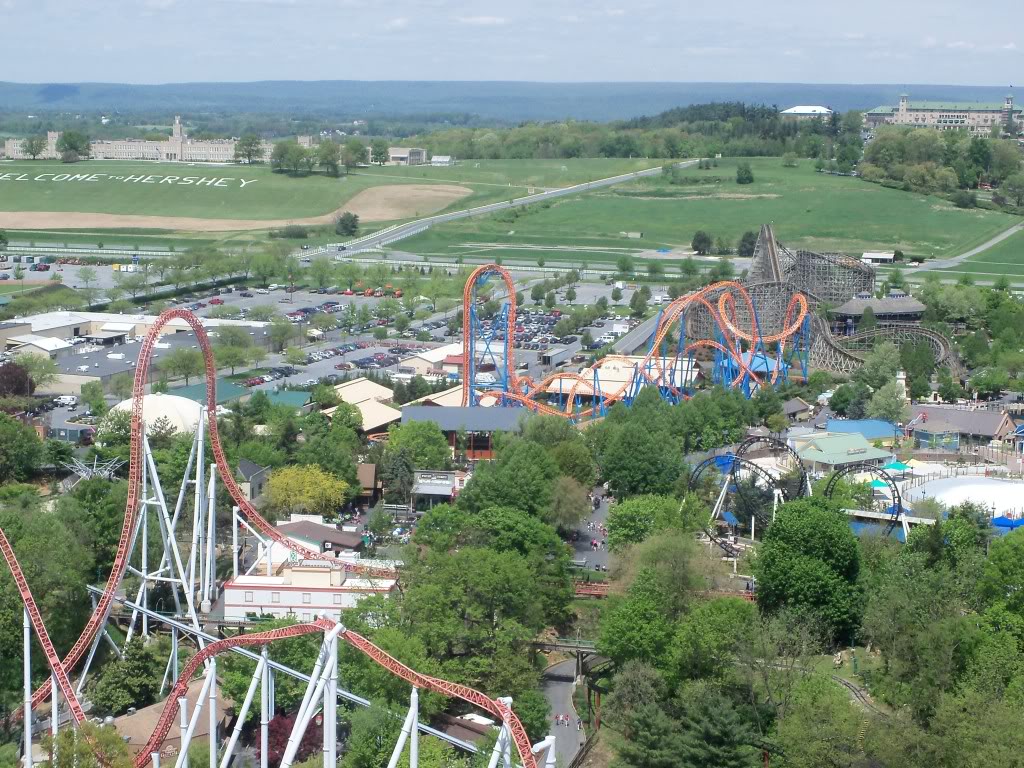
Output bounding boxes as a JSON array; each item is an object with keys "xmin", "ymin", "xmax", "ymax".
[{"xmin": 111, "ymin": 393, "xmax": 203, "ymax": 435}]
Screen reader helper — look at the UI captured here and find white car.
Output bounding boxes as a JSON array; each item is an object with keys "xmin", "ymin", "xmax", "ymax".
[{"xmin": 255, "ymin": 288, "xmax": 269, "ymax": 295}]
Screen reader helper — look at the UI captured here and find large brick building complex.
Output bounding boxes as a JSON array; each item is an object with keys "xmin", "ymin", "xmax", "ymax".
[
  {"xmin": 865, "ymin": 94, "xmax": 1021, "ymax": 136},
  {"xmin": 2, "ymin": 116, "xmax": 274, "ymax": 163}
]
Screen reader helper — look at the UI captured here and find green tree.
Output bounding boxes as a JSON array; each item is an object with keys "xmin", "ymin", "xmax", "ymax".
[
  {"xmin": 317, "ymin": 139, "xmax": 342, "ymax": 176},
  {"xmin": 370, "ymin": 139, "xmax": 390, "ymax": 165},
  {"xmin": 606, "ymin": 494, "xmax": 682, "ymax": 551},
  {"xmin": 14, "ymin": 352, "xmax": 59, "ymax": 392},
  {"xmin": 754, "ymin": 496, "xmax": 862, "ymax": 643},
  {"xmin": 737, "ymin": 230, "xmax": 758, "ymax": 258},
  {"xmin": 547, "ymin": 476, "xmax": 590, "ymax": 531},
  {"xmin": 598, "ymin": 569, "xmax": 674, "ymax": 668},
  {"xmin": 458, "ymin": 440, "xmax": 559, "ymax": 519},
  {"xmin": 91, "ymin": 637, "xmax": 162, "ymax": 715},
  {"xmin": 735, "ymin": 162, "xmax": 754, "ymax": 184},
  {"xmin": 1004, "ymin": 172, "xmax": 1024, "ymax": 207},
  {"xmin": 56, "ymin": 130, "xmax": 90, "ymax": 157},
  {"xmin": 215, "ymin": 345, "xmax": 249, "ymax": 375},
  {"xmin": 855, "ymin": 341, "xmax": 901, "ymax": 390},
  {"xmin": 233, "ymin": 134, "xmax": 266, "ymax": 164},
  {"xmin": 691, "ymin": 230, "xmax": 713, "ymax": 255},
  {"xmin": 22, "ymin": 134, "xmax": 47, "ymax": 159},
  {"xmin": 381, "ymin": 445, "xmax": 415, "ymax": 503},
  {"xmin": 385, "ymin": 420, "xmax": 450, "ymax": 469},
  {"xmin": 530, "ymin": 284, "xmax": 545, "ymax": 304},
  {"xmin": 549, "ymin": 440, "xmax": 597, "ymax": 487},
  {"xmin": 866, "ymin": 380, "xmax": 909, "ymax": 424},
  {"xmin": 859, "ymin": 305, "xmax": 877, "ymax": 331},
  {"xmin": 80, "ymin": 380, "xmax": 108, "ymax": 415},
  {"xmin": 343, "ymin": 138, "xmax": 369, "ymax": 168},
  {"xmin": 159, "ymin": 347, "xmax": 204, "ymax": 385},
  {"xmin": 335, "ymin": 211, "xmax": 360, "ymax": 236},
  {"xmin": 269, "ymin": 316, "xmax": 295, "ymax": 351},
  {"xmin": 611, "ymin": 286, "xmax": 623, "ymax": 303},
  {"xmin": 0, "ymin": 413, "xmax": 43, "ymax": 482},
  {"xmin": 602, "ymin": 423, "xmax": 678, "ymax": 498},
  {"xmin": 979, "ymin": 528, "xmax": 1024, "ymax": 617},
  {"xmin": 672, "ymin": 597, "xmax": 756, "ymax": 681},
  {"xmin": 544, "ymin": 290, "xmax": 556, "ymax": 309}
]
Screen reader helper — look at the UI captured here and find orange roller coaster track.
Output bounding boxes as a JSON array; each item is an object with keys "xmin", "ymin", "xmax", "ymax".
[
  {"xmin": 461, "ymin": 267, "xmax": 810, "ymax": 419},
  {"xmin": 2, "ymin": 309, "xmax": 536, "ymax": 768}
]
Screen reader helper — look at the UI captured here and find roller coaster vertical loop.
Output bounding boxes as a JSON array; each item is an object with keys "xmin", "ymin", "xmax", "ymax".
[
  {"xmin": 2, "ymin": 308, "xmax": 537, "ymax": 768},
  {"xmin": 461, "ymin": 264, "xmax": 518, "ymax": 406}
]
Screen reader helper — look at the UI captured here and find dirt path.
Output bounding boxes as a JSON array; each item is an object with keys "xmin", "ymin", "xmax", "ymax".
[{"xmin": 0, "ymin": 184, "xmax": 472, "ymax": 232}]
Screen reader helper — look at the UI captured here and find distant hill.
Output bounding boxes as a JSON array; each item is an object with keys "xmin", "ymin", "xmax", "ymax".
[{"xmin": 0, "ymin": 81, "xmax": 1014, "ymax": 122}]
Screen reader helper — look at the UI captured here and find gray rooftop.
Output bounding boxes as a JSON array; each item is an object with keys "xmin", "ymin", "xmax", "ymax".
[
  {"xmin": 911, "ymin": 405, "xmax": 1013, "ymax": 438},
  {"xmin": 401, "ymin": 406, "xmax": 526, "ymax": 433},
  {"xmin": 835, "ymin": 292, "xmax": 926, "ymax": 317}
]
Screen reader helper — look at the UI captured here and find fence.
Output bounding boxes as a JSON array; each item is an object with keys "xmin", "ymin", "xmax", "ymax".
[{"xmin": 567, "ymin": 732, "xmax": 600, "ymax": 768}]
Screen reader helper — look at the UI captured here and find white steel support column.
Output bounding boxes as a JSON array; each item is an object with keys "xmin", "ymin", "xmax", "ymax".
[
  {"xmin": 174, "ymin": 667, "xmax": 216, "ymax": 768},
  {"xmin": 152, "ymin": 753, "xmax": 161, "ymax": 768},
  {"xmin": 220, "ymin": 655, "xmax": 266, "ymax": 768},
  {"xmin": 189, "ymin": 411, "xmax": 207, "ymax": 601},
  {"xmin": 50, "ymin": 670, "xmax": 59, "ymax": 758},
  {"xmin": 201, "ymin": 468, "xmax": 216, "ymax": 612},
  {"xmin": 323, "ymin": 639, "xmax": 339, "ymax": 768},
  {"xmin": 231, "ymin": 507, "xmax": 239, "ymax": 581},
  {"xmin": 485, "ymin": 727, "xmax": 507, "ymax": 768},
  {"xmin": 408, "ymin": 688, "xmax": 418, "ymax": 768},
  {"xmin": 281, "ymin": 627, "xmax": 342, "ymax": 768},
  {"xmin": 498, "ymin": 698, "xmax": 513, "ymax": 768},
  {"xmin": 207, "ymin": 657, "xmax": 217, "ymax": 768},
  {"xmin": 179, "ymin": 698, "xmax": 190, "ymax": 768},
  {"xmin": 22, "ymin": 608, "xmax": 31, "ymax": 768},
  {"xmin": 260, "ymin": 647, "xmax": 270, "ymax": 768},
  {"xmin": 384, "ymin": 701, "xmax": 417, "ymax": 768}
]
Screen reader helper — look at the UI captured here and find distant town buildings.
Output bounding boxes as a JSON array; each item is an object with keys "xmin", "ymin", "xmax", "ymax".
[
  {"xmin": 387, "ymin": 147, "xmax": 428, "ymax": 166},
  {"xmin": 864, "ymin": 94, "xmax": 1021, "ymax": 136},
  {"xmin": 1, "ymin": 116, "xmax": 275, "ymax": 163},
  {"xmin": 779, "ymin": 105, "xmax": 833, "ymax": 121}
]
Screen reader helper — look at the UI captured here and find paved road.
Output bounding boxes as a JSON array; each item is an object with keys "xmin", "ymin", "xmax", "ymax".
[
  {"xmin": 541, "ymin": 659, "xmax": 586, "ymax": 767},
  {"xmin": 915, "ymin": 221, "xmax": 1024, "ymax": 272},
  {"xmin": 316, "ymin": 160, "xmax": 699, "ymax": 256},
  {"xmin": 572, "ymin": 493, "xmax": 610, "ymax": 572}
]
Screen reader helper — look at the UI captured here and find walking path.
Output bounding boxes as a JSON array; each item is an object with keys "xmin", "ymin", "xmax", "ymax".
[
  {"xmin": 541, "ymin": 659, "xmax": 586, "ymax": 766},
  {"xmin": 915, "ymin": 221, "xmax": 1024, "ymax": 272}
]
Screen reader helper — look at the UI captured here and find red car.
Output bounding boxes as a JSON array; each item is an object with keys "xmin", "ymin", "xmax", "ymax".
[
  {"xmin": 209, "ymin": 298, "xmax": 224, "ymax": 305},
  {"xmin": 342, "ymin": 289, "xmax": 354, "ymax": 296}
]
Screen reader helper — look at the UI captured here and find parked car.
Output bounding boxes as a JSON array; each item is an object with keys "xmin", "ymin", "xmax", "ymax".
[
  {"xmin": 209, "ymin": 298, "xmax": 224, "ymax": 305},
  {"xmin": 239, "ymin": 291, "xmax": 254, "ymax": 298}
]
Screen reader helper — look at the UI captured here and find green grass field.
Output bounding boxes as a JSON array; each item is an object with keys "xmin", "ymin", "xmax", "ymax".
[
  {"xmin": 353, "ymin": 157, "xmax": 665, "ymax": 190},
  {"xmin": 936, "ymin": 227, "xmax": 1024, "ymax": 279},
  {"xmin": 0, "ymin": 160, "xmax": 421, "ymax": 220},
  {"xmin": 400, "ymin": 157, "xmax": 1019, "ymax": 265}
]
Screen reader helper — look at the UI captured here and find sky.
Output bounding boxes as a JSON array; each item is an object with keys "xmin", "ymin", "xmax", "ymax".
[{"xmin": 1, "ymin": 0, "xmax": 1021, "ymax": 85}]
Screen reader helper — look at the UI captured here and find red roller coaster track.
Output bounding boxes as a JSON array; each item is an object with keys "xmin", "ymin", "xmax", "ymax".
[
  {"xmin": 460, "ymin": 269, "xmax": 809, "ymax": 418},
  {"xmin": 0, "ymin": 309, "xmax": 535, "ymax": 768}
]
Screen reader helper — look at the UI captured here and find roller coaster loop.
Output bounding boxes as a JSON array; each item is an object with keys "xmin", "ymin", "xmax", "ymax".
[
  {"xmin": 460, "ymin": 266, "xmax": 811, "ymax": 418},
  {"xmin": 1, "ymin": 309, "xmax": 536, "ymax": 768}
]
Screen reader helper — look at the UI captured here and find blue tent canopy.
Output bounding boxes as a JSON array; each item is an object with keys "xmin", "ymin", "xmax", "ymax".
[{"xmin": 722, "ymin": 511, "xmax": 739, "ymax": 526}]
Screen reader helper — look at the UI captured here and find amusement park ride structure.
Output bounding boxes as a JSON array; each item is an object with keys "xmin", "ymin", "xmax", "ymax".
[
  {"xmin": 461, "ymin": 264, "xmax": 812, "ymax": 419},
  {"xmin": 0, "ymin": 309, "xmax": 550, "ymax": 768},
  {"xmin": 460, "ymin": 224, "xmax": 962, "ymax": 417}
]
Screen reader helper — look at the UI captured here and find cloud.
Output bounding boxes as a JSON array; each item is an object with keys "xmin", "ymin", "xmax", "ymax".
[
  {"xmin": 456, "ymin": 15, "xmax": 507, "ymax": 26},
  {"xmin": 946, "ymin": 40, "xmax": 975, "ymax": 50},
  {"xmin": 143, "ymin": 0, "xmax": 177, "ymax": 7},
  {"xmin": 385, "ymin": 17, "xmax": 409, "ymax": 30},
  {"xmin": 1003, "ymin": 42, "xmax": 1018, "ymax": 51},
  {"xmin": 604, "ymin": 8, "xmax": 625, "ymax": 16}
]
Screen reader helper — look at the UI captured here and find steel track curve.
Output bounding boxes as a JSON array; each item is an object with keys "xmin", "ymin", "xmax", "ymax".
[
  {"xmin": 459, "ymin": 270, "xmax": 810, "ymax": 418},
  {"xmin": 25, "ymin": 309, "xmax": 395, "ymax": 715}
]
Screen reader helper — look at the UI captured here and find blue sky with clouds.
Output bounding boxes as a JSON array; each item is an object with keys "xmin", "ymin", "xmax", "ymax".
[{"xmin": 1, "ymin": 0, "xmax": 1020, "ymax": 84}]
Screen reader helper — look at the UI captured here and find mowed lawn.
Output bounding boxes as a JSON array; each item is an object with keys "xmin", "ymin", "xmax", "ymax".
[
  {"xmin": 0, "ymin": 161, "xmax": 427, "ymax": 220},
  {"xmin": 401, "ymin": 158, "xmax": 1019, "ymax": 263},
  {"xmin": 352, "ymin": 158, "xmax": 668, "ymax": 190},
  {"xmin": 936, "ymin": 227, "xmax": 1024, "ymax": 278}
]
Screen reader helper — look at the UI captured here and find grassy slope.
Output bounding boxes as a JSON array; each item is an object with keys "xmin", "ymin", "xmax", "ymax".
[
  {"xmin": 0, "ymin": 161, "xmax": 420, "ymax": 220},
  {"xmin": 352, "ymin": 158, "xmax": 665, "ymax": 189},
  {"xmin": 938, "ymin": 228, "xmax": 1024, "ymax": 277},
  {"xmin": 400, "ymin": 158, "xmax": 1017, "ymax": 264}
]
